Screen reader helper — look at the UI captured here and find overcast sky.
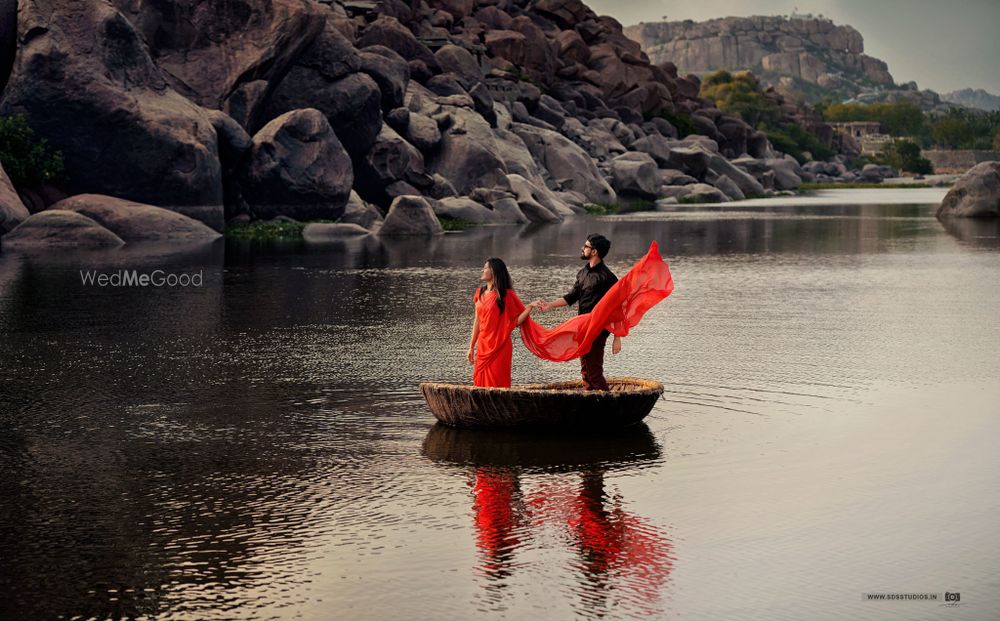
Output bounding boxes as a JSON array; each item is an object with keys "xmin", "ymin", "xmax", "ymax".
[{"xmin": 589, "ymin": 0, "xmax": 1000, "ymax": 95}]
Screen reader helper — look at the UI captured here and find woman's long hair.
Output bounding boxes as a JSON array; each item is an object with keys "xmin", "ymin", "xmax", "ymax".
[{"xmin": 480, "ymin": 257, "xmax": 513, "ymax": 313}]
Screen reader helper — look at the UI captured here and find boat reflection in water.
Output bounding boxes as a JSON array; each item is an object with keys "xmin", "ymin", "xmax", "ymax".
[{"xmin": 422, "ymin": 424, "xmax": 675, "ymax": 616}]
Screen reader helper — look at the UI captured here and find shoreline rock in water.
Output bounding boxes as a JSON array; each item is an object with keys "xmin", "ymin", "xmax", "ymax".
[
  {"xmin": 0, "ymin": 0, "xmax": 852, "ymax": 248},
  {"xmin": 936, "ymin": 162, "xmax": 1000, "ymax": 218}
]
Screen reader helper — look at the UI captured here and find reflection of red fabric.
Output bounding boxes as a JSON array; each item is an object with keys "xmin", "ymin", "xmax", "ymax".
[
  {"xmin": 520, "ymin": 242, "xmax": 674, "ymax": 362},
  {"xmin": 472, "ymin": 470, "xmax": 520, "ymax": 570},
  {"xmin": 473, "ymin": 289, "xmax": 526, "ymax": 387}
]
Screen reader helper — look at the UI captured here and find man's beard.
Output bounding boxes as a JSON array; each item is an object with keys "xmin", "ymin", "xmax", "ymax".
[{"xmin": 580, "ymin": 253, "xmax": 588, "ymax": 260}]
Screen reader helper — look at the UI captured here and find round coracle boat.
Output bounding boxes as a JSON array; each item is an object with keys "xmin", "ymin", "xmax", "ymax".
[{"xmin": 419, "ymin": 377, "xmax": 664, "ymax": 429}]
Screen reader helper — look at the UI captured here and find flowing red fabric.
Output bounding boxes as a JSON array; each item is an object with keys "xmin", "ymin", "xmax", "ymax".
[
  {"xmin": 519, "ymin": 241, "xmax": 674, "ymax": 362},
  {"xmin": 473, "ymin": 288, "xmax": 526, "ymax": 387}
]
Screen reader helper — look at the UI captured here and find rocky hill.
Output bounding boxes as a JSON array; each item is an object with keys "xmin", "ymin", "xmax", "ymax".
[
  {"xmin": 942, "ymin": 88, "xmax": 1000, "ymax": 112},
  {"xmin": 624, "ymin": 16, "xmax": 895, "ymax": 102},
  {"xmin": 2, "ymin": 0, "xmax": 835, "ymax": 244}
]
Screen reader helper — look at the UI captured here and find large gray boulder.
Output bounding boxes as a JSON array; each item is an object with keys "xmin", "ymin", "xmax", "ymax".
[
  {"xmin": 267, "ymin": 67, "xmax": 383, "ymax": 157},
  {"xmin": 512, "ymin": 123, "xmax": 616, "ymax": 204},
  {"xmin": 380, "ymin": 195, "xmax": 444, "ymax": 236},
  {"xmin": 708, "ymin": 172, "xmax": 745, "ymax": 201},
  {"xmin": 359, "ymin": 46, "xmax": 410, "ymax": 112},
  {"xmin": 302, "ymin": 222, "xmax": 371, "ymax": 241},
  {"xmin": 112, "ymin": 0, "xmax": 326, "ymax": 118},
  {"xmin": 610, "ymin": 152, "xmax": 659, "ymax": 199},
  {"xmin": 337, "ymin": 191, "xmax": 384, "ymax": 232},
  {"xmin": 433, "ymin": 196, "xmax": 505, "ymax": 224},
  {"xmin": 665, "ymin": 147, "xmax": 711, "ymax": 178},
  {"xmin": 407, "ymin": 84, "xmax": 509, "ymax": 195},
  {"xmin": 0, "ymin": 162, "xmax": 29, "ymax": 234},
  {"xmin": 936, "ymin": 161, "xmax": 1000, "ymax": 218},
  {"xmin": 404, "ymin": 112, "xmax": 442, "ymax": 153},
  {"xmin": 47, "ymin": 194, "xmax": 222, "ymax": 241},
  {"xmin": 631, "ymin": 134, "xmax": 674, "ymax": 167},
  {"xmin": 357, "ymin": 16, "xmax": 439, "ymax": 69},
  {"xmin": 1, "ymin": 0, "xmax": 225, "ymax": 229},
  {"xmin": 1, "ymin": 0, "xmax": 14, "ymax": 97},
  {"xmin": 243, "ymin": 109, "xmax": 353, "ymax": 221},
  {"xmin": 505, "ymin": 174, "xmax": 565, "ymax": 222},
  {"xmin": 508, "ymin": 174, "xmax": 562, "ymax": 222},
  {"xmin": 355, "ymin": 125, "xmax": 425, "ymax": 205},
  {"xmin": 434, "ymin": 45, "xmax": 482, "ymax": 89},
  {"xmin": 766, "ymin": 158, "xmax": 803, "ymax": 190},
  {"xmin": 2, "ymin": 210, "xmax": 125, "ymax": 247},
  {"xmin": 707, "ymin": 155, "xmax": 765, "ymax": 196}
]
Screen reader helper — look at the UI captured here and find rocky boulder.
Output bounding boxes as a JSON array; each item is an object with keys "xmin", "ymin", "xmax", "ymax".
[
  {"xmin": 766, "ymin": 158, "xmax": 803, "ymax": 191},
  {"xmin": 357, "ymin": 16, "xmax": 439, "ymax": 70},
  {"xmin": 111, "ymin": 0, "xmax": 326, "ymax": 117},
  {"xmin": 358, "ymin": 46, "xmax": 410, "ymax": 112},
  {"xmin": 434, "ymin": 45, "xmax": 482, "ymax": 89},
  {"xmin": 610, "ymin": 152, "xmax": 659, "ymax": 199},
  {"xmin": 707, "ymin": 155, "xmax": 765, "ymax": 196},
  {"xmin": 379, "ymin": 195, "xmax": 444, "ymax": 236},
  {"xmin": 267, "ymin": 55, "xmax": 383, "ymax": 157},
  {"xmin": 355, "ymin": 125, "xmax": 426, "ymax": 207},
  {"xmin": 433, "ymin": 196, "xmax": 507, "ymax": 224},
  {"xmin": 337, "ymin": 191, "xmax": 384, "ymax": 232},
  {"xmin": 1, "ymin": 0, "xmax": 225, "ymax": 229},
  {"xmin": 0, "ymin": 162, "xmax": 29, "ymax": 234},
  {"xmin": 2, "ymin": 210, "xmax": 125, "ymax": 247},
  {"xmin": 47, "ymin": 194, "xmax": 222, "ymax": 241},
  {"xmin": 242, "ymin": 109, "xmax": 353, "ymax": 221},
  {"xmin": 936, "ymin": 161, "xmax": 1000, "ymax": 218},
  {"xmin": 505, "ymin": 174, "xmax": 564, "ymax": 223},
  {"xmin": 302, "ymin": 222, "xmax": 371, "ymax": 241},
  {"xmin": 0, "ymin": 0, "xmax": 14, "ymax": 97},
  {"xmin": 512, "ymin": 124, "xmax": 616, "ymax": 204}
]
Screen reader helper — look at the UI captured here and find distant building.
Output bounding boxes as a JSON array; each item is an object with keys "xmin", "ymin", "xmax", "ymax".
[{"xmin": 828, "ymin": 122, "xmax": 891, "ymax": 154}]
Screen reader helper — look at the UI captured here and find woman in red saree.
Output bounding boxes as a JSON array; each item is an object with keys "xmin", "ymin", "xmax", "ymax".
[{"xmin": 467, "ymin": 258, "xmax": 537, "ymax": 387}]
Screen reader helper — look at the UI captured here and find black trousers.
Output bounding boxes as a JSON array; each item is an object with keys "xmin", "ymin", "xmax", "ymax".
[{"xmin": 580, "ymin": 330, "xmax": 610, "ymax": 391}]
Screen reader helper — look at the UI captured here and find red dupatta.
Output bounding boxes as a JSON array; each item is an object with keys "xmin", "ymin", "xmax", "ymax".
[{"xmin": 519, "ymin": 242, "xmax": 674, "ymax": 362}]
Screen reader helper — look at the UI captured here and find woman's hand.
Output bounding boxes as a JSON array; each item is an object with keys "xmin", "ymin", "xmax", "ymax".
[
  {"xmin": 467, "ymin": 346, "xmax": 475, "ymax": 365},
  {"xmin": 612, "ymin": 335, "xmax": 622, "ymax": 355}
]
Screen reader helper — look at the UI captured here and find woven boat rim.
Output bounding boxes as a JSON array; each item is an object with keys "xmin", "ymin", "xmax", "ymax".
[{"xmin": 420, "ymin": 377, "xmax": 663, "ymax": 394}]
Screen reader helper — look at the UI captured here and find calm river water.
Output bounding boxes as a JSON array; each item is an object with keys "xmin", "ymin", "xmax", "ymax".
[{"xmin": 1, "ymin": 189, "xmax": 998, "ymax": 620}]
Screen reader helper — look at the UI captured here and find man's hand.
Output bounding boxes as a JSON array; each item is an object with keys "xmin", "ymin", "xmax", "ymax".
[
  {"xmin": 533, "ymin": 299, "xmax": 549, "ymax": 312},
  {"xmin": 612, "ymin": 335, "xmax": 622, "ymax": 355}
]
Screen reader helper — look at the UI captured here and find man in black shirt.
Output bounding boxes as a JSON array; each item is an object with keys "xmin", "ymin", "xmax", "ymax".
[{"xmin": 536, "ymin": 234, "xmax": 621, "ymax": 390}]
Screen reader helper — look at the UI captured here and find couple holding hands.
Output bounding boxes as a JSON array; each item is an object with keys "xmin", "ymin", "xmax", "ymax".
[{"xmin": 468, "ymin": 234, "xmax": 674, "ymax": 389}]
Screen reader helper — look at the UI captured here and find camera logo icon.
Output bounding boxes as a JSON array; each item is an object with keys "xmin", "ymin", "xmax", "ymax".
[{"xmin": 945, "ymin": 592, "xmax": 961, "ymax": 602}]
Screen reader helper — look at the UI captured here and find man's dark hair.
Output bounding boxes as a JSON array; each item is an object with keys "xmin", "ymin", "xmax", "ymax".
[
  {"xmin": 587, "ymin": 234, "xmax": 611, "ymax": 258},
  {"xmin": 480, "ymin": 257, "xmax": 513, "ymax": 312}
]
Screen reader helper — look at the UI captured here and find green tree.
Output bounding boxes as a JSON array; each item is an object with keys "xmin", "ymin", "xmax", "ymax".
[
  {"xmin": 875, "ymin": 139, "xmax": 933, "ymax": 174},
  {"xmin": 700, "ymin": 69, "xmax": 831, "ymax": 163},
  {"xmin": 0, "ymin": 114, "xmax": 65, "ymax": 188},
  {"xmin": 700, "ymin": 70, "xmax": 780, "ymax": 127},
  {"xmin": 926, "ymin": 108, "xmax": 1000, "ymax": 149},
  {"xmin": 930, "ymin": 117, "xmax": 976, "ymax": 149},
  {"xmin": 822, "ymin": 101, "xmax": 925, "ymax": 136}
]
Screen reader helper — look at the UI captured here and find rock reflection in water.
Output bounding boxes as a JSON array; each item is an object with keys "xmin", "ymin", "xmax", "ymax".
[
  {"xmin": 422, "ymin": 424, "xmax": 674, "ymax": 617},
  {"xmin": 938, "ymin": 216, "xmax": 1000, "ymax": 249}
]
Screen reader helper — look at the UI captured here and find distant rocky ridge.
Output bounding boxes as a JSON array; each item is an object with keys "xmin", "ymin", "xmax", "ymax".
[
  {"xmin": 942, "ymin": 88, "xmax": 1000, "ymax": 112},
  {"xmin": 1, "ymin": 0, "xmax": 859, "ymax": 246},
  {"xmin": 624, "ymin": 16, "xmax": 893, "ymax": 101}
]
